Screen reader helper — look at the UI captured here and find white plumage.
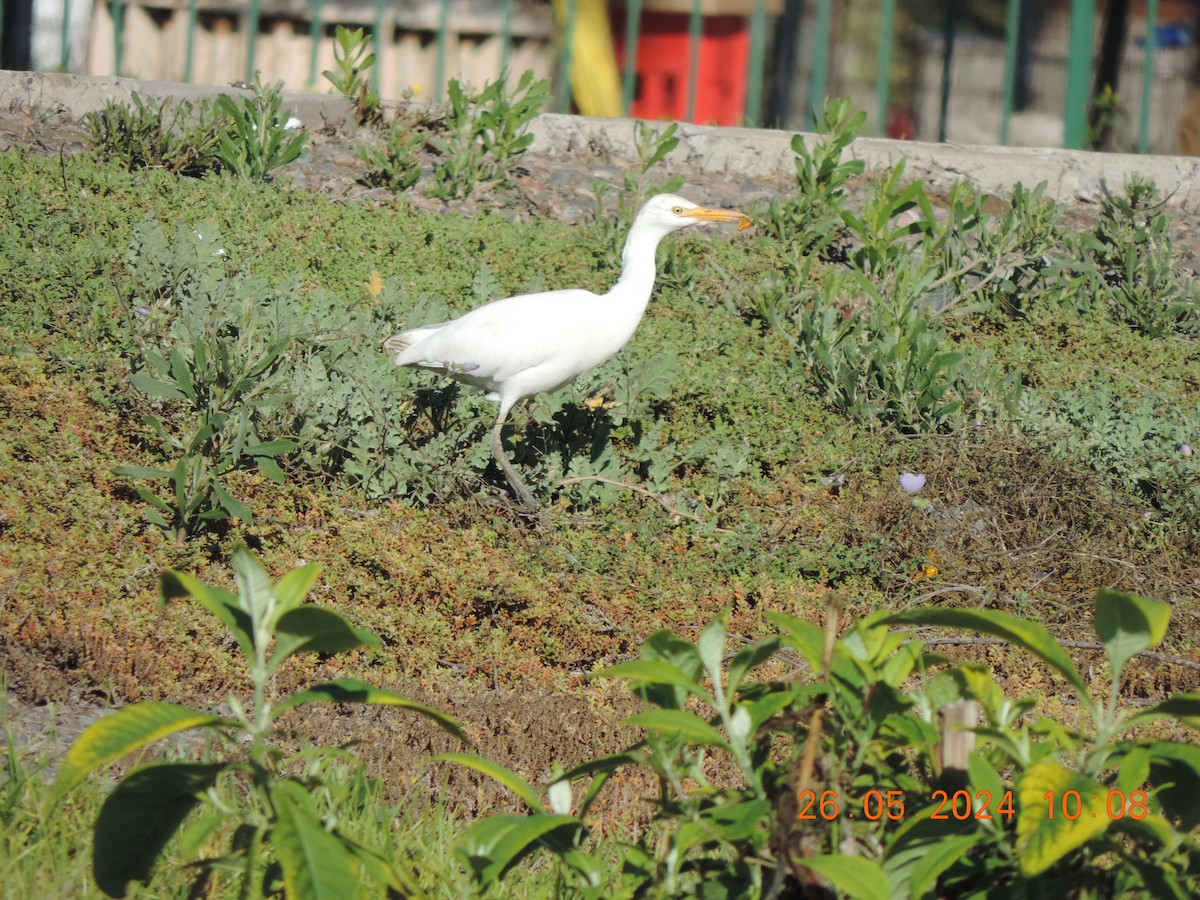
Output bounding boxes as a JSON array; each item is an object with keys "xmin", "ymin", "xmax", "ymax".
[{"xmin": 384, "ymin": 193, "xmax": 752, "ymax": 509}]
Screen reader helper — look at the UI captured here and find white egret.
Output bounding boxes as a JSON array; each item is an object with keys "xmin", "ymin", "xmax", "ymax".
[{"xmin": 384, "ymin": 193, "xmax": 753, "ymax": 509}]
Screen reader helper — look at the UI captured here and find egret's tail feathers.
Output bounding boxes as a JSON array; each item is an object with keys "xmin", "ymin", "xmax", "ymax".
[{"xmin": 383, "ymin": 325, "xmax": 443, "ymax": 359}]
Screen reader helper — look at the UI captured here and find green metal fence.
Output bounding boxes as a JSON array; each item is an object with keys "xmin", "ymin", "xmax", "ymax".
[{"xmin": 24, "ymin": 0, "xmax": 1183, "ymax": 151}]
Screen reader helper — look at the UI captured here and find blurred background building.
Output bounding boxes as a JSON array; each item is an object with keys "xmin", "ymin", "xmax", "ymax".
[{"xmin": 4, "ymin": 0, "xmax": 1200, "ymax": 153}]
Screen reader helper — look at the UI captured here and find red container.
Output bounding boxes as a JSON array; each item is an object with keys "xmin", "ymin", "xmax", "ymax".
[{"xmin": 612, "ymin": 10, "xmax": 751, "ymax": 126}]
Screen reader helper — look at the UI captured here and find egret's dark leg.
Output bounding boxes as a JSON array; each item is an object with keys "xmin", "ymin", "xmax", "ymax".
[{"xmin": 490, "ymin": 410, "xmax": 539, "ymax": 510}]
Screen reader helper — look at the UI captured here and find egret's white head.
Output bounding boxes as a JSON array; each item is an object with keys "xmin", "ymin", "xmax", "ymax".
[{"xmin": 634, "ymin": 193, "xmax": 753, "ymax": 234}]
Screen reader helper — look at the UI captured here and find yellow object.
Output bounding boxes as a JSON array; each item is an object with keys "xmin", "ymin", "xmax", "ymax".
[{"xmin": 553, "ymin": 0, "xmax": 623, "ymax": 117}]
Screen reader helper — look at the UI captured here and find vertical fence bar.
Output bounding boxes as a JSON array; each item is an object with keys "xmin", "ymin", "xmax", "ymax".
[
  {"xmin": 435, "ymin": 0, "xmax": 450, "ymax": 101},
  {"xmin": 184, "ymin": 0, "xmax": 198, "ymax": 82},
  {"xmin": 372, "ymin": 0, "xmax": 385, "ymax": 92},
  {"xmin": 1138, "ymin": 0, "xmax": 1158, "ymax": 152},
  {"xmin": 60, "ymin": 0, "xmax": 72, "ymax": 71},
  {"xmin": 499, "ymin": 0, "xmax": 513, "ymax": 76},
  {"xmin": 244, "ymin": 0, "xmax": 261, "ymax": 81},
  {"xmin": 937, "ymin": 0, "xmax": 956, "ymax": 142},
  {"xmin": 875, "ymin": 0, "xmax": 895, "ymax": 135},
  {"xmin": 745, "ymin": 0, "xmax": 767, "ymax": 125},
  {"xmin": 308, "ymin": 0, "xmax": 324, "ymax": 88},
  {"xmin": 1063, "ymin": 0, "xmax": 1095, "ymax": 149},
  {"xmin": 112, "ymin": 0, "xmax": 125, "ymax": 75},
  {"xmin": 557, "ymin": 0, "xmax": 578, "ymax": 112},
  {"xmin": 1000, "ymin": 0, "xmax": 1022, "ymax": 144},
  {"xmin": 686, "ymin": 0, "xmax": 703, "ymax": 122},
  {"xmin": 621, "ymin": 0, "xmax": 644, "ymax": 115},
  {"xmin": 807, "ymin": 0, "xmax": 832, "ymax": 126}
]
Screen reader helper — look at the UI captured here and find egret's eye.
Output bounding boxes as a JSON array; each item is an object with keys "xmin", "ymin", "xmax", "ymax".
[{"xmin": 672, "ymin": 206, "xmax": 684, "ymax": 215}]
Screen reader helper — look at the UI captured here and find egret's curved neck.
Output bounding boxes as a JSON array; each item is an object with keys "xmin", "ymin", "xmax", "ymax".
[{"xmin": 609, "ymin": 220, "xmax": 669, "ymax": 311}]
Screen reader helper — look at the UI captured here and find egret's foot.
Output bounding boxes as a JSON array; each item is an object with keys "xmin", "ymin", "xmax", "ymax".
[{"xmin": 490, "ymin": 428, "xmax": 540, "ymax": 512}]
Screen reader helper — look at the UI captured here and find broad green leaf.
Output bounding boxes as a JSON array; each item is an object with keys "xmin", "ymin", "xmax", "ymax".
[
  {"xmin": 130, "ymin": 372, "xmax": 186, "ymax": 401},
  {"xmin": 112, "ymin": 464, "xmax": 172, "ymax": 480},
  {"xmin": 232, "ymin": 547, "xmax": 274, "ymax": 619},
  {"xmin": 135, "ymin": 486, "xmax": 174, "ymax": 514},
  {"xmin": 268, "ymin": 606, "xmax": 380, "ymax": 668},
  {"xmin": 907, "ymin": 832, "xmax": 982, "ymax": 897},
  {"xmin": 764, "ymin": 611, "xmax": 825, "ymax": 669},
  {"xmin": 271, "ymin": 779, "xmax": 361, "ymax": 900},
  {"xmin": 160, "ymin": 569, "xmax": 254, "ymax": 659},
  {"xmin": 593, "ymin": 659, "xmax": 711, "ymax": 705},
  {"xmin": 1114, "ymin": 746, "xmax": 1150, "ymax": 795},
  {"xmin": 799, "ymin": 855, "xmax": 890, "ymax": 900},
  {"xmin": 884, "ymin": 607, "xmax": 1089, "ymax": 705},
  {"xmin": 672, "ymin": 819, "xmax": 709, "ymax": 857},
  {"xmin": 92, "ymin": 763, "xmax": 226, "ymax": 897},
  {"xmin": 561, "ymin": 750, "xmax": 641, "ymax": 784},
  {"xmin": 1094, "ymin": 588, "xmax": 1170, "ymax": 685},
  {"xmin": 635, "ymin": 630, "xmax": 704, "ymax": 710},
  {"xmin": 169, "ymin": 348, "xmax": 196, "ymax": 402},
  {"xmin": 1146, "ymin": 741, "xmax": 1200, "ymax": 830},
  {"xmin": 702, "ymin": 798, "xmax": 770, "ymax": 841},
  {"xmin": 621, "ymin": 709, "xmax": 729, "ymax": 749},
  {"xmin": 728, "ymin": 704, "xmax": 752, "ymax": 751},
  {"xmin": 53, "ymin": 703, "xmax": 230, "ymax": 799},
  {"xmin": 547, "ymin": 777, "xmax": 572, "ymax": 816},
  {"xmin": 274, "ymin": 562, "xmax": 320, "ymax": 613},
  {"xmin": 697, "ymin": 615, "xmax": 727, "ymax": 689},
  {"xmin": 276, "ymin": 678, "xmax": 466, "ymax": 742},
  {"xmin": 1016, "ymin": 760, "xmax": 1109, "ymax": 876},
  {"xmin": 458, "ymin": 813, "xmax": 580, "ymax": 889},
  {"xmin": 432, "ymin": 752, "xmax": 543, "ymax": 811},
  {"xmin": 243, "ymin": 438, "xmax": 299, "ymax": 457},
  {"xmin": 257, "ymin": 454, "xmax": 286, "ymax": 483},
  {"xmin": 211, "ymin": 480, "xmax": 252, "ymax": 525},
  {"xmin": 884, "ymin": 814, "xmax": 984, "ymax": 896},
  {"xmin": 1125, "ymin": 693, "xmax": 1200, "ymax": 732},
  {"xmin": 727, "ymin": 636, "xmax": 781, "ymax": 693},
  {"xmin": 745, "ymin": 685, "xmax": 818, "ymax": 733},
  {"xmin": 967, "ymin": 753, "xmax": 1004, "ymax": 811},
  {"xmin": 145, "ymin": 508, "xmax": 171, "ymax": 530}
]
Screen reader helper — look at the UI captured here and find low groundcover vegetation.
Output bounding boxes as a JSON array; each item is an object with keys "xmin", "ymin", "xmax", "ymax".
[{"xmin": 2, "ymin": 87, "xmax": 1199, "ymax": 897}]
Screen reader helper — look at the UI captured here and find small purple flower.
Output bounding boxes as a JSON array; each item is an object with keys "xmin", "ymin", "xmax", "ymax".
[
  {"xmin": 1180, "ymin": 443, "xmax": 1193, "ymax": 458},
  {"xmin": 899, "ymin": 472, "xmax": 927, "ymax": 495},
  {"xmin": 135, "ymin": 306, "xmax": 151, "ymax": 317},
  {"xmin": 462, "ymin": 362, "xmax": 481, "ymax": 372}
]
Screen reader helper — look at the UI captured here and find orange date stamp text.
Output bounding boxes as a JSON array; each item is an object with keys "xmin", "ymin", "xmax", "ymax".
[{"xmin": 796, "ymin": 788, "xmax": 1151, "ymax": 822}]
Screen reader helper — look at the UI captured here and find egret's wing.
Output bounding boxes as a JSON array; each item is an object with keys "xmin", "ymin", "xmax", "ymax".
[{"xmin": 391, "ymin": 289, "xmax": 599, "ymax": 381}]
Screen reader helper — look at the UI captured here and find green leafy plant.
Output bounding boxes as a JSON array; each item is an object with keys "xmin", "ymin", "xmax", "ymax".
[
  {"xmin": 322, "ymin": 25, "xmax": 381, "ymax": 124},
  {"xmin": 1066, "ymin": 177, "xmax": 1199, "ymax": 337},
  {"xmin": 970, "ymin": 181, "xmax": 1062, "ymax": 316},
  {"xmin": 427, "ymin": 70, "xmax": 551, "ymax": 199},
  {"xmin": 451, "ymin": 589, "xmax": 1200, "ymax": 897},
  {"xmin": 84, "ymin": 92, "xmax": 224, "ymax": 177},
  {"xmin": 358, "ymin": 119, "xmax": 423, "ymax": 191},
  {"xmin": 49, "ymin": 550, "xmax": 466, "ymax": 898},
  {"xmin": 1019, "ymin": 384, "xmax": 1200, "ymax": 537},
  {"xmin": 114, "ymin": 220, "xmax": 298, "ymax": 541},
  {"xmin": 588, "ymin": 119, "xmax": 685, "ymax": 270},
  {"xmin": 763, "ymin": 97, "xmax": 866, "ymax": 262},
  {"xmin": 886, "ymin": 589, "xmax": 1200, "ymax": 894},
  {"xmin": 216, "ymin": 75, "xmax": 309, "ymax": 181},
  {"xmin": 776, "ymin": 265, "xmax": 1019, "ymax": 432}
]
